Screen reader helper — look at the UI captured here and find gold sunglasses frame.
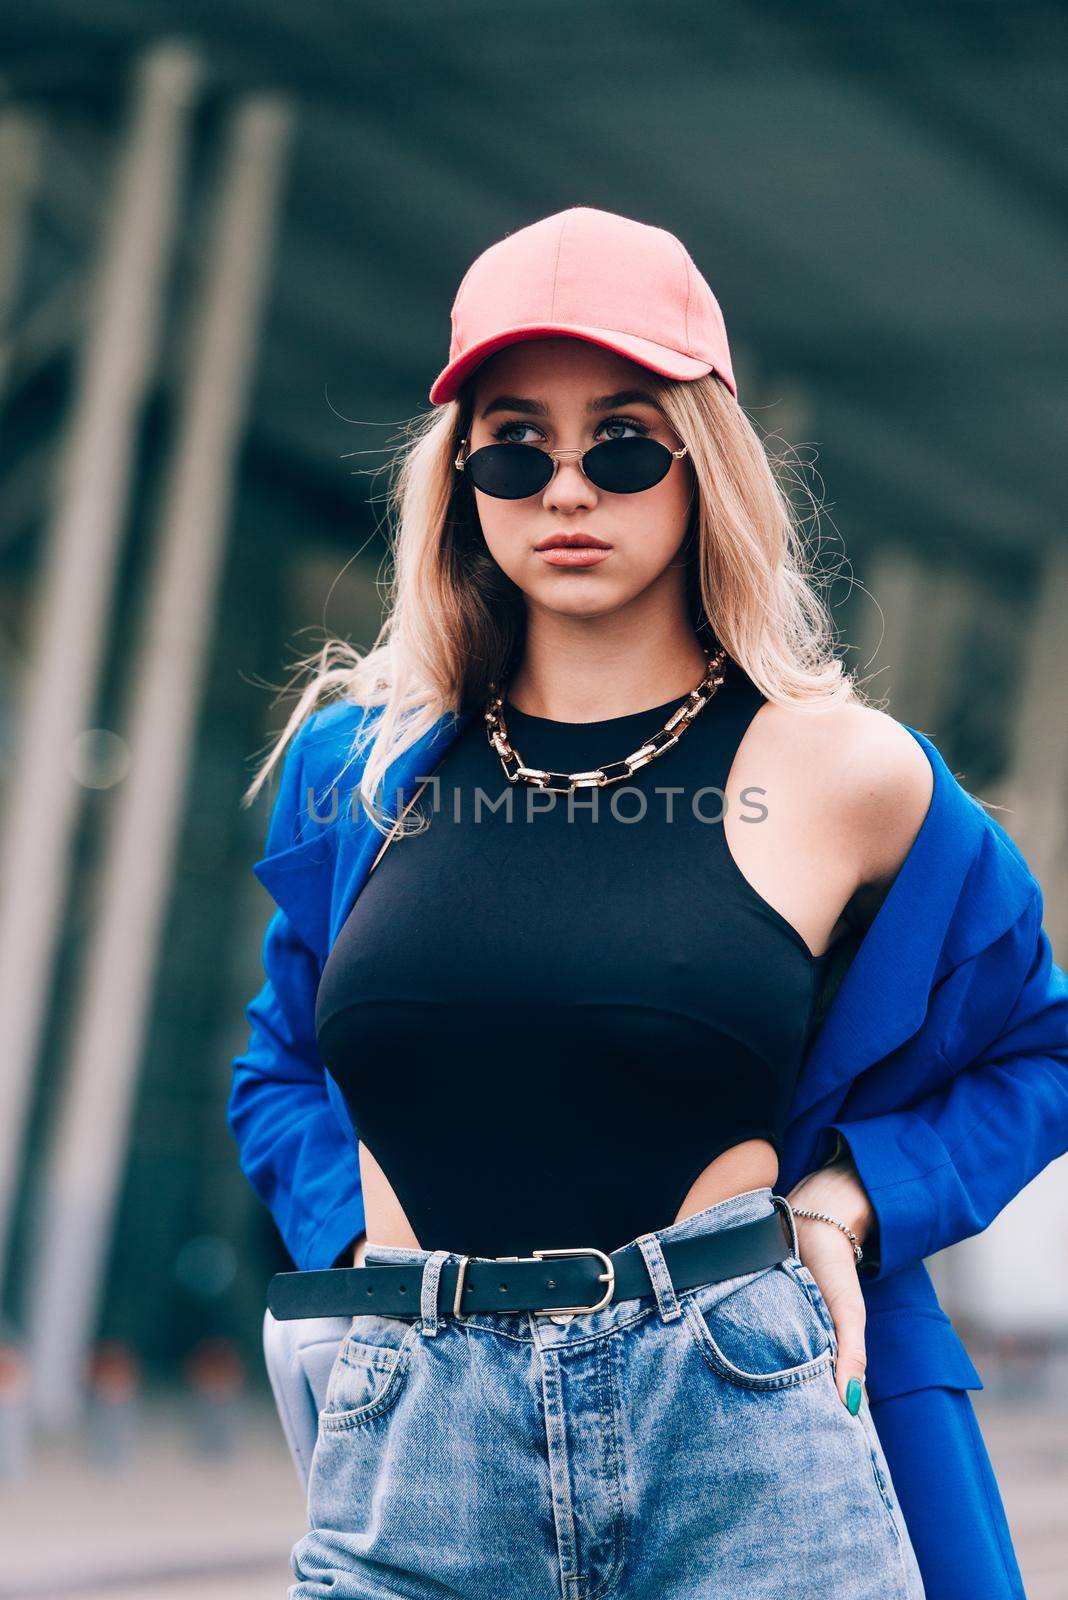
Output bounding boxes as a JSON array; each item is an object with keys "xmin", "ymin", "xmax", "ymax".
[{"xmin": 453, "ymin": 436, "xmax": 688, "ymax": 488}]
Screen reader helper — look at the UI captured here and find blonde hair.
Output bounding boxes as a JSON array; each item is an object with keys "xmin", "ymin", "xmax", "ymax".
[{"xmin": 244, "ymin": 367, "xmax": 861, "ymax": 839}]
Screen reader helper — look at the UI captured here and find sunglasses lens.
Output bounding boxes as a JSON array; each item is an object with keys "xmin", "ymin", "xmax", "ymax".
[
  {"xmin": 463, "ymin": 443, "xmax": 553, "ymax": 500},
  {"xmin": 461, "ymin": 437, "xmax": 677, "ymax": 498},
  {"xmin": 585, "ymin": 437, "xmax": 674, "ymax": 494}
]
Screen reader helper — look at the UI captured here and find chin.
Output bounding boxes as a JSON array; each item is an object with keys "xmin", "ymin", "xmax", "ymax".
[{"xmin": 531, "ymin": 592, "xmax": 631, "ymax": 623}]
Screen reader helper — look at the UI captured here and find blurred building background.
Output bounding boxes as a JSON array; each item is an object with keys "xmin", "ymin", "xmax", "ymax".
[{"xmin": 0, "ymin": 3, "xmax": 1065, "ymax": 1594}]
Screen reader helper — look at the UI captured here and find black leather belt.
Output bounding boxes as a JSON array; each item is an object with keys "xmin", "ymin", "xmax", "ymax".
[{"xmin": 267, "ymin": 1199, "xmax": 797, "ymax": 1322}]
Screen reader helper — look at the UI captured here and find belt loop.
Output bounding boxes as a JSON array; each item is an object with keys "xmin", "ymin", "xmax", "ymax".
[
  {"xmin": 419, "ymin": 1249, "xmax": 452, "ymax": 1337},
  {"xmin": 635, "ymin": 1234, "xmax": 682, "ymax": 1323},
  {"xmin": 772, "ymin": 1193, "xmax": 799, "ymax": 1261}
]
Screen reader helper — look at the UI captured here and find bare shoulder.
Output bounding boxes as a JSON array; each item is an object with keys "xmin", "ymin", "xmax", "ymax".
[
  {"xmin": 751, "ymin": 696, "xmax": 934, "ymax": 889},
  {"xmin": 833, "ymin": 703, "xmax": 933, "ymax": 886},
  {"xmin": 815, "ymin": 701, "xmax": 931, "ymax": 887}
]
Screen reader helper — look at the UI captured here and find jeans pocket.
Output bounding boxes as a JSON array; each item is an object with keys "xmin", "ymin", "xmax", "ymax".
[
  {"xmin": 681, "ymin": 1260, "xmax": 835, "ymax": 1390},
  {"xmin": 319, "ymin": 1313, "xmax": 419, "ymax": 1432}
]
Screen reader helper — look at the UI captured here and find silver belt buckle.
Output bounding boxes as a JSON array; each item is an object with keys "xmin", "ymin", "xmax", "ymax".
[
  {"xmin": 531, "ymin": 1246, "xmax": 616, "ymax": 1315},
  {"xmin": 451, "ymin": 1245, "xmax": 616, "ymax": 1319}
]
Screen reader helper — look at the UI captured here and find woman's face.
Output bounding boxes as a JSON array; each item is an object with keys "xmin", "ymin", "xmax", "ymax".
[{"xmin": 466, "ymin": 339, "xmax": 695, "ymax": 625}]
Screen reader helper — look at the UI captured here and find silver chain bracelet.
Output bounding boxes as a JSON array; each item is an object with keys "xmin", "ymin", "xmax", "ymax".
[{"xmin": 790, "ymin": 1206, "xmax": 864, "ymax": 1265}]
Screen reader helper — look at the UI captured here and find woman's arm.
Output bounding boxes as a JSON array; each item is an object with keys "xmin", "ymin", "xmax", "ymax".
[
  {"xmin": 228, "ymin": 716, "xmax": 366, "ymax": 1272},
  {"xmin": 824, "ymin": 886, "xmax": 1068, "ymax": 1281},
  {"xmin": 786, "ymin": 1137, "xmax": 877, "ymax": 1411},
  {"xmin": 228, "ymin": 904, "xmax": 366, "ymax": 1272},
  {"xmin": 785, "ymin": 877, "xmax": 1068, "ymax": 1420},
  {"xmin": 808, "ymin": 713, "xmax": 1068, "ymax": 1281}
]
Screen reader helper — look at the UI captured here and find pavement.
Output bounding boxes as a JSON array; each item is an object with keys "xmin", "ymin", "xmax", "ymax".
[
  {"xmin": 0, "ymin": 1387, "xmax": 1064, "ymax": 1598},
  {"xmin": 0, "ymin": 1399, "xmax": 300, "ymax": 1599},
  {"xmin": 977, "ymin": 1390, "xmax": 1068, "ymax": 1600}
]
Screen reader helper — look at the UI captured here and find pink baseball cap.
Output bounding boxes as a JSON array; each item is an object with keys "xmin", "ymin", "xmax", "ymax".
[{"xmin": 428, "ymin": 206, "xmax": 737, "ymax": 406}]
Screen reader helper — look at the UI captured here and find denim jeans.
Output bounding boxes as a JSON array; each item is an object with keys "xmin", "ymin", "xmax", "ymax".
[{"xmin": 290, "ymin": 1185, "xmax": 925, "ymax": 1598}]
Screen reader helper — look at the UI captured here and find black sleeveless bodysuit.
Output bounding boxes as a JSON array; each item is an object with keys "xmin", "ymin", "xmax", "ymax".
[{"xmin": 315, "ymin": 657, "xmax": 836, "ymax": 1259}]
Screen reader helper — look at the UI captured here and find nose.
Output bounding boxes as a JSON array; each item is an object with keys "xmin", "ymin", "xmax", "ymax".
[{"xmin": 542, "ymin": 451, "xmax": 597, "ymax": 514}]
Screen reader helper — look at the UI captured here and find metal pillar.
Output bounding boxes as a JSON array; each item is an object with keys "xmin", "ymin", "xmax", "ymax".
[
  {"xmin": 0, "ymin": 107, "xmax": 42, "ymax": 414},
  {"xmin": 0, "ymin": 45, "xmax": 201, "ymax": 1289},
  {"xmin": 26, "ymin": 93, "xmax": 294, "ymax": 1423}
]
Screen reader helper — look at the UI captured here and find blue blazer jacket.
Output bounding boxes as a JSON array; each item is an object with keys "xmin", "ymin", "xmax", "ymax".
[{"xmin": 228, "ymin": 698, "xmax": 1068, "ymax": 1408}]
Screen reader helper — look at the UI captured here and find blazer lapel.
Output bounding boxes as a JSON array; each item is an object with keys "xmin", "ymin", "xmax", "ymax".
[
  {"xmin": 251, "ymin": 828, "xmax": 336, "ymax": 961},
  {"xmin": 328, "ymin": 710, "xmax": 472, "ymax": 956},
  {"xmin": 252, "ymin": 709, "xmax": 471, "ymax": 966}
]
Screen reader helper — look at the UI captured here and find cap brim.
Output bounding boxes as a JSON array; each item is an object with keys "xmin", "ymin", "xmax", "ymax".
[{"xmin": 428, "ymin": 323, "xmax": 727, "ymax": 405}]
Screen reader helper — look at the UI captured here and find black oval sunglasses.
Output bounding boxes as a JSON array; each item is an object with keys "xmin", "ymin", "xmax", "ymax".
[{"xmin": 454, "ymin": 435, "xmax": 689, "ymax": 500}]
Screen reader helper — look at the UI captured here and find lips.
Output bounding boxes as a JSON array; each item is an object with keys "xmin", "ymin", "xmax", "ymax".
[{"xmin": 535, "ymin": 533, "xmax": 613, "ymax": 551}]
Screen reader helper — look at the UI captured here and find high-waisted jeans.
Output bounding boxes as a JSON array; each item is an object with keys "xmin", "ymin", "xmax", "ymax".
[{"xmin": 289, "ymin": 1185, "xmax": 926, "ymax": 1599}]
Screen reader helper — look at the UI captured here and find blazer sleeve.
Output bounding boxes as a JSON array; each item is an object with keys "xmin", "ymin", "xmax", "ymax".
[
  {"xmin": 827, "ymin": 885, "xmax": 1068, "ymax": 1281},
  {"xmin": 227, "ymin": 719, "xmax": 366, "ymax": 1272}
]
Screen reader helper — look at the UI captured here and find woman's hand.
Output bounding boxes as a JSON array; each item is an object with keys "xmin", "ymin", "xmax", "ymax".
[{"xmin": 785, "ymin": 1153, "xmax": 875, "ymax": 1414}]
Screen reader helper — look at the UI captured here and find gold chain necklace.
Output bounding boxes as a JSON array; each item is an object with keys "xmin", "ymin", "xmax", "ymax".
[{"xmin": 484, "ymin": 645, "xmax": 729, "ymax": 793}]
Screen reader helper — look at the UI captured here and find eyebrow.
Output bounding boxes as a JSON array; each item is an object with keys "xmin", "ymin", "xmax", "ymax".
[{"xmin": 478, "ymin": 388, "xmax": 661, "ymax": 420}]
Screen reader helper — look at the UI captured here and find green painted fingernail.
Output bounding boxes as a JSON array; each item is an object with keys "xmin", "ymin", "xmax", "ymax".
[{"xmin": 846, "ymin": 1378, "xmax": 863, "ymax": 1415}]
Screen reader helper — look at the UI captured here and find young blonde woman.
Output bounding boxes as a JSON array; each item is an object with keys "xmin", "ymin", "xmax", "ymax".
[{"xmin": 231, "ymin": 208, "xmax": 1066, "ymax": 1599}]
